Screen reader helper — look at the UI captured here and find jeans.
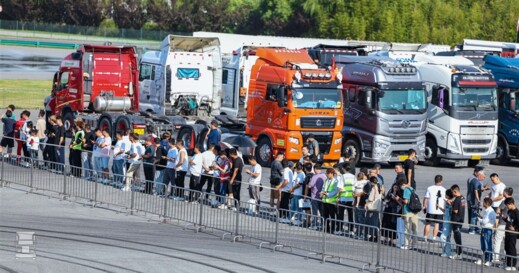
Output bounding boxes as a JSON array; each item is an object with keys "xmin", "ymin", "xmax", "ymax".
[
  {"xmin": 481, "ymin": 228, "xmax": 493, "ymax": 262},
  {"xmin": 112, "ymin": 159, "xmax": 125, "ymax": 184},
  {"xmin": 55, "ymin": 146, "xmax": 65, "ymax": 172},
  {"xmin": 354, "ymin": 207, "xmax": 366, "ymax": 238},
  {"xmin": 366, "ymin": 211, "xmax": 380, "ymax": 241},
  {"xmin": 441, "ymin": 222, "xmax": 452, "ymax": 256},
  {"xmin": 289, "ymin": 195, "xmax": 302, "ymax": 222},
  {"xmin": 452, "ymin": 223, "xmax": 463, "ymax": 255},
  {"xmin": 468, "ymin": 206, "xmax": 480, "ymax": 233},
  {"xmin": 311, "ymin": 199, "xmax": 323, "ymax": 226},
  {"xmin": 155, "ymin": 169, "xmax": 164, "ymax": 195},
  {"xmin": 218, "ymin": 182, "xmax": 227, "ymax": 204},
  {"xmin": 396, "ymin": 217, "xmax": 405, "ymax": 248},
  {"xmin": 82, "ymin": 152, "xmax": 93, "ymax": 179},
  {"xmin": 163, "ymin": 168, "xmax": 176, "ymax": 196}
]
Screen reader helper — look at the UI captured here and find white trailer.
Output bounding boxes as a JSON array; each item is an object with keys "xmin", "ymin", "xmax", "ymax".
[
  {"xmin": 139, "ymin": 35, "xmax": 222, "ymax": 117},
  {"xmin": 413, "ymin": 55, "xmax": 499, "ymax": 167}
]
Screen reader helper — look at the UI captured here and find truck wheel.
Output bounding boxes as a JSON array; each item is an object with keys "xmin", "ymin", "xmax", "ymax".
[
  {"xmin": 255, "ymin": 137, "xmax": 272, "ymax": 167},
  {"xmin": 198, "ymin": 128, "xmax": 209, "ymax": 151},
  {"xmin": 492, "ymin": 139, "xmax": 511, "ymax": 165},
  {"xmin": 343, "ymin": 139, "xmax": 361, "ymax": 165},
  {"xmin": 63, "ymin": 111, "xmax": 75, "ymax": 135},
  {"xmin": 423, "ymin": 138, "xmax": 440, "ymax": 166},
  {"xmin": 115, "ymin": 116, "xmax": 131, "ymax": 135},
  {"xmin": 178, "ymin": 127, "xmax": 195, "ymax": 155},
  {"xmin": 98, "ymin": 117, "xmax": 112, "ymax": 134}
]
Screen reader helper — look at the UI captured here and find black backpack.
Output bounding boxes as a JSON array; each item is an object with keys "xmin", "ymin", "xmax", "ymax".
[{"xmin": 408, "ymin": 188, "xmax": 422, "ymax": 213}]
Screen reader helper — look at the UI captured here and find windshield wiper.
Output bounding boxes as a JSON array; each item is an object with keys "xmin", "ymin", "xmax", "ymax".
[{"xmin": 382, "ymin": 108, "xmax": 404, "ymax": 114}]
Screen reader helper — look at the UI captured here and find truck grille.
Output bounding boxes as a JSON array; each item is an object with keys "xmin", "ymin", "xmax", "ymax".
[
  {"xmin": 300, "ymin": 117, "xmax": 336, "ymax": 129},
  {"xmin": 462, "ymin": 139, "xmax": 491, "ymax": 145},
  {"xmin": 463, "ymin": 148, "xmax": 489, "ymax": 153},
  {"xmin": 302, "ymin": 132, "xmax": 332, "ymax": 154},
  {"xmin": 388, "ymin": 120, "xmax": 424, "ymax": 135}
]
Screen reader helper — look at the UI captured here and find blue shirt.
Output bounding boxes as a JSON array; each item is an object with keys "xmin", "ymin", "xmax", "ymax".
[
  {"xmin": 403, "ymin": 187, "xmax": 414, "ymax": 214},
  {"xmin": 166, "ymin": 147, "xmax": 178, "ymax": 169},
  {"xmin": 207, "ymin": 129, "xmax": 220, "ymax": 146}
]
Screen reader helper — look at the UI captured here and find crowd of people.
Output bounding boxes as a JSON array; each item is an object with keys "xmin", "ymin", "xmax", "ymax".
[{"xmin": 2, "ymin": 107, "xmax": 519, "ymax": 270}]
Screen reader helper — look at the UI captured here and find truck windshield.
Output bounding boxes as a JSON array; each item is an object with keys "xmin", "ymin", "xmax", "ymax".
[
  {"xmin": 452, "ymin": 87, "xmax": 497, "ymax": 111},
  {"xmin": 378, "ymin": 89, "xmax": 427, "ymax": 113},
  {"xmin": 292, "ymin": 88, "xmax": 341, "ymax": 109}
]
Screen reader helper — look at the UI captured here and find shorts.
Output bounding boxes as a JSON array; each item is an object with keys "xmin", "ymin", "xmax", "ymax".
[
  {"xmin": 96, "ymin": 157, "xmax": 109, "ymax": 169},
  {"xmin": 270, "ymin": 184, "xmax": 280, "ymax": 200},
  {"xmin": 425, "ymin": 213, "xmax": 443, "ymax": 224},
  {"xmin": 0, "ymin": 136, "xmax": 14, "ymax": 148}
]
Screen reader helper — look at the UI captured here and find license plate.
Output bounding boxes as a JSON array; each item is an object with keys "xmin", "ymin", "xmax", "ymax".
[
  {"xmin": 398, "ymin": 155, "xmax": 408, "ymax": 161},
  {"xmin": 471, "ymin": 155, "xmax": 481, "ymax": 160},
  {"xmin": 133, "ymin": 128, "xmax": 145, "ymax": 135}
]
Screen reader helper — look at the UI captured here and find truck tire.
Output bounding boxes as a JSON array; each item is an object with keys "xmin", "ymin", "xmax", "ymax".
[
  {"xmin": 63, "ymin": 111, "xmax": 75, "ymax": 136},
  {"xmin": 423, "ymin": 138, "xmax": 440, "ymax": 166},
  {"xmin": 98, "ymin": 116, "xmax": 112, "ymax": 135},
  {"xmin": 198, "ymin": 128, "xmax": 209, "ymax": 151},
  {"xmin": 115, "ymin": 116, "xmax": 131, "ymax": 136},
  {"xmin": 492, "ymin": 139, "xmax": 511, "ymax": 165},
  {"xmin": 255, "ymin": 137, "xmax": 272, "ymax": 167},
  {"xmin": 343, "ymin": 139, "xmax": 361, "ymax": 165},
  {"xmin": 177, "ymin": 127, "xmax": 195, "ymax": 155}
]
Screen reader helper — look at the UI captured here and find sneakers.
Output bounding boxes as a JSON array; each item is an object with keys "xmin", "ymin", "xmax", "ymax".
[
  {"xmin": 279, "ymin": 218, "xmax": 290, "ymax": 224},
  {"xmin": 483, "ymin": 261, "xmax": 491, "ymax": 267},
  {"xmin": 217, "ymin": 204, "xmax": 227, "ymax": 209},
  {"xmin": 449, "ymin": 254, "xmax": 462, "ymax": 260},
  {"xmin": 334, "ymin": 231, "xmax": 344, "ymax": 236},
  {"xmin": 400, "ymin": 246, "xmax": 410, "ymax": 250},
  {"xmin": 121, "ymin": 186, "xmax": 131, "ymax": 192},
  {"xmin": 505, "ymin": 267, "xmax": 517, "ymax": 271},
  {"xmin": 468, "ymin": 231, "xmax": 476, "ymax": 235},
  {"xmin": 475, "ymin": 259, "xmax": 483, "ymax": 265},
  {"xmin": 292, "ymin": 220, "xmax": 302, "ymax": 226}
]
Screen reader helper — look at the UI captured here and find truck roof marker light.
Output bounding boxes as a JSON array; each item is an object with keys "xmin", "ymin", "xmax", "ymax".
[
  {"xmin": 325, "ymin": 73, "xmax": 332, "ymax": 79},
  {"xmin": 318, "ymin": 73, "xmax": 325, "ymax": 78},
  {"xmin": 304, "ymin": 72, "xmax": 312, "ymax": 78},
  {"xmin": 312, "ymin": 73, "xmax": 318, "ymax": 78}
]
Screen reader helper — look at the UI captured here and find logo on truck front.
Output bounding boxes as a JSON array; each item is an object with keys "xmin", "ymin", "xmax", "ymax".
[
  {"xmin": 316, "ymin": 119, "xmax": 322, "ymax": 127},
  {"xmin": 401, "ymin": 120, "xmax": 411, "ymax": 128}
]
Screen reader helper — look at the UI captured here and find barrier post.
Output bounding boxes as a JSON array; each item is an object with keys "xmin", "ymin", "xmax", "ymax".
[
  {"xmin": 62, "ymin": 164, "xmax": 67, "ymax": 199},
  {"xmin": 322, "ymin": 219, "xmax": 327, "ymax": 262},
  {"xmin": 376, "ymin": 226, "xmax": 382, "ymax": 272},
  {"xmin": 161, "ymin": 193, "xmax": 168, "ymax": 223},
  {"xmin": 29, "ymin": 157, "xmax": 34, "ymax": 190},
  {"xmin": 233, "ymin": 200, "xmax": 242, "ymax": 242},
  {"xmin": 92, "ymin": 174, "xmax": 98, "ymax": 208},
  {"xmin": 198, "ymin": 194, "xmax": 204, "ymax": 228},
  {"xmin": 274, "ymin": 210, "xmax": 280, "ymax": 250},
  {"xmin": 1, "ymin": 152, "xmax": 5, "ymax": 186},
  {"xmin": 130, "ymin": 182, "xmax": 135, "ymax": 215}
]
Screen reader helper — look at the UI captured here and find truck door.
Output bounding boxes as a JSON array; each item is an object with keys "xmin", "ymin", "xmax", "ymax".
[
  {"xmin": 499, "ymin": 89, "xmax": 519, "ymax": 144},
  {"xmin": 139, "ymin": 63, "xmax": 155, "ymax": 105},
  {"xmin": 54, "ymin": 71, "xmax": 71, "ymax": 113},
  {"xmin": 265, "ymin": 84, "xmax": 287, "ymax": 130}
]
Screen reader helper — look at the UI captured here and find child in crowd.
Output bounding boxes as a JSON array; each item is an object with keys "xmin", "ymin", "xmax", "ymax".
[{"xmin": 27, "ymin": 129, "xmax": 39, "ymax": 161}]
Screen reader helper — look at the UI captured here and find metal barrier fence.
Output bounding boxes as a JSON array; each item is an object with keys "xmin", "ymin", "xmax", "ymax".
[{"xmin": 0, "ymin": 153, "xmax": 510, "ymax": 272}]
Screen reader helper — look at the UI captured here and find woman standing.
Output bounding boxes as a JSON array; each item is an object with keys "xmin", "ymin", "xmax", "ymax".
[{"xmin": 69, "ymin": 120, "xmax": 84, "ymax": 177}]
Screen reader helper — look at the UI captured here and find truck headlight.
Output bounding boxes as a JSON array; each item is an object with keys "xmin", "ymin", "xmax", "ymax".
[
  {"xmin": 374, "ymin": 141, "xmax": 389, "ymax": 152},
  {"xmin": 289, "ymin": 137, "xmax": 300, "ymax": 145},
  {"xmin": 447, "ymin": 133, "xmax": 461, "ymax": 154},
  {"xmin": 334, "ymin": 138, "xmax": 342, "ymax": 145}
]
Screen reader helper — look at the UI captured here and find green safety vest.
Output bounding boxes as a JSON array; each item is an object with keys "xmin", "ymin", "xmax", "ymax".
[
  {"xmin": 322, "ymin": 177, "xmax": 339, "ymax": 204},
  {"xmin": 340, "ymin": 174, "xmax": 355, "ymax": 200},
  {"xmin": 72, "ymin": 130, "xmax": 84, "ymax": 150}
]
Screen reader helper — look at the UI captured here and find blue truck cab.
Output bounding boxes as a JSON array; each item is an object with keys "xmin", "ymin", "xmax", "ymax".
[{"xmin": 483, "ymin": 55, "xmax": 519, "ymax": 164}]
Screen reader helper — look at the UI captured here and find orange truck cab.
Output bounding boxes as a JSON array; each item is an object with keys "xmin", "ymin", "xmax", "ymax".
[{"xmin": 246, "ymin": 48, "xmax": 344, "ymax": 166}]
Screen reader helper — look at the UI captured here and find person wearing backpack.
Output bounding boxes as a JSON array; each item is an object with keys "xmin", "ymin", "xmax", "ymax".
[{"xmin": 401, "ymin": 181, "xmax": 421, "ymax": 250}]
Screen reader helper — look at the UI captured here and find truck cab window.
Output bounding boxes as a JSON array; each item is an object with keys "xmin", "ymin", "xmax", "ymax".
[
  {"xmin": 58, "ymin": 72, "xmax": 70, "ymax": 91},
  {"xmin": 266, "ymin": 84, "xmax": 278, "ymax": 101},
  {"xmin": 139, "ymin": 64, "xmax": 152, "ymax": 81}
]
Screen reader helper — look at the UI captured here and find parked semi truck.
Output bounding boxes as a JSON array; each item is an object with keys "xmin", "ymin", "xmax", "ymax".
[
  {"xmin": 335, "ymin": 56, "xmax": 427, "ymax": 164},
  {"xmin": 178, "ymin": 48, "xmax": 344, "ymax": 166},
  {"xmin": 46, "ymin": 44, "xmax": 183, "ymax": 137},
  {"xmin": 139, "ymin": 35, "xmax": 222, "ymax": 118},
  {"xmin": 413, "ymin": 55, "xmax": 498, "ymax": 167},
  {"xmin": 483, "ymin": 55, "xmax": 519, "ymax": 164}
]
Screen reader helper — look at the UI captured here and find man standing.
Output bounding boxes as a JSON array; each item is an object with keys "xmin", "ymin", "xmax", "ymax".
[
  {"xmin": 206, "ymin": 120, "xmax": 221, "ymax": 147},
  {"xmin": 154, "ymin": 138, "xmax": 167, "ymax": 195},
  {"xmin": 163, "ymin": 139, "xmax": 178, "ymax": 197},
  {"xmin": 36, "ymin": 110, "xmax": 46, "ymax": 154},
  {"xmin": 494, "ymin": 187, "xmax": 514, "ymax": 264},
  {"xmin": 467, "ymin": 169, "xmax": 486, "ymax": 234},
  {"xmin": 246, "ymin": 156, "xmax": 262, "ymax": 213},
  {"xmin": 450, "ymin": 184, "xmax": 466, "ymax": 260},
  {"xmin": 401, "ymin": 180, "xmax": 418, "ymax": 250},
  {"xmin": 299, "ymin": 146, "xmax": 310, "ymax": 164},
  {"xmin": 123, "ymin": 133, "xmax": 143, "ymax": 191},
  {"xmin": 403, "ymin": 149, "xmax": 417, "ymax": 189},
  {"xmin": 53, "ymin": 116, "xmax": 65, "ymax": 173},
  {"xmin": 142, "ymin": 137, "xmax": 156, "ymax": 194},
  {"xmin": 488, "ymin": 173, "xmax": 506, "ymax": 210},
  {"xmin": 199, "ymin": 144, "xmax": 216, "ymax": 199},
  {"xmin": 307, "ymin": 134, "xmax": 320, "ymax": 161},
  {"xmin": 289, "ymin": 162, "xmax": 305, "ymax": 226},
  {"xmin": 174, "ymin": 140, "xmax": 188, "ymax": 200},
  {"xmin": 188, "ymin": 145, "xmax": 203, "ymax": 201},
  {"xmin": 229, "ymin": 148, "xmax": 244, "ymax": 203},
  {"xmin": 1, "ymin": 110, "xmax": 16, "ymax": 156},
  {"xmin": 279, "ymin": 160, "xmax": 294, "ymax": 222},
  {"xmin": 394, "ymin": 163, "xmax": 407, "ymax": 184},
  {"xmin": 270, "ymin": 152, "xmax": 284, "ymax": 209},
  {"xmin": 423, "ymin": 175, "xmax": 446, "ymax": 242},
  {"xmin": 82, "ymin": 124, "xmax": 95, "ymax": 180},
  {"xmin": 98, "ymin": 129, "xmax": 112, "ymax": 183},
  {"xmin": 337, "ymin": 164, "xmax": 355, "ymax": 235},
  {"xmin": 504, "ymin": 197, "xmax": 519, "ymax": 271},
  {"xmin": 112, "ymin": 131, "xmax": 127, "ymax": 186},
  {"xmin": 320, "ymin": 168, "xmax": 340, "ymax": 233},
  {"xmin": 307, "ymin": 163, "xmax": 325, "ymax": 229},
  {"xmin": 69, "ymin": 120, "xmax": 84, "ymax": 177}
]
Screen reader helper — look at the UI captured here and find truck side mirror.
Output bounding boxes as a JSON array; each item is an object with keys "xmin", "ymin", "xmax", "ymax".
[
  {"xmin": 277, "ymin": 86, "xmax": 286, "ymax": 108},
  {"xmin": 365, "ymin": 89, "xmax": 373, "ymax": 109},
  {"xmin": 510, "ymin": 92, "xmax": 516, "ymax": 111}
]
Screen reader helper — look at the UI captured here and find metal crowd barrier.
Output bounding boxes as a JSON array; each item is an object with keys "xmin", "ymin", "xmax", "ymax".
[{"xmin": 1, "ymin": 153, "xmax": 510, "ymax": 273}]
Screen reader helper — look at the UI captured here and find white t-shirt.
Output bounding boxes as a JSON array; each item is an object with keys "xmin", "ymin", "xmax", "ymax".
[
  {"xmin": 113, "ymin": 140, "xmax": 128, "ymax": 160},
  {"xmin": 491, "ymin": 182, "xmax": 507, "ymax": 208},
  {"xmin": 100, "ymin": 136, "xmax": 112, "ymax": 157},
  {"xmin": 354, "ymin": 179, "xmax": 367, "ymax": 195},
  {"xmin": 27, "ymin": 136, "xmax": 39, "ymax": 150},
  {"xmin": 128, "ymin": 142, "xmax": 144, "ymax": 164},
  {"xmin": 176, "ymin": 148, "xmax": 189, "ymax": 172},
  {"xmin": 281, "ymin": 167, "xmax": 294, "ymax": 192},
  {"xmin": 424, "ymin": 185, "xmax": 447, "ymax": 215},
  {"xmin": 122, "ymin": 136, "xmax": 131, "ymax": 155},
  {"xmin": 201, "ymin": 150, "xmax": 216, "ymax": 175},
  {"xmin": 189, "ymin": 153, "xmax": 203, "ymax": 176},
  {"xmin": 248, "ymin": 164, "xmax": 262, "ymax": 185},
  {"xmin": 292, "ymin": 171, "xmax": 305, "ymax": 196}
]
